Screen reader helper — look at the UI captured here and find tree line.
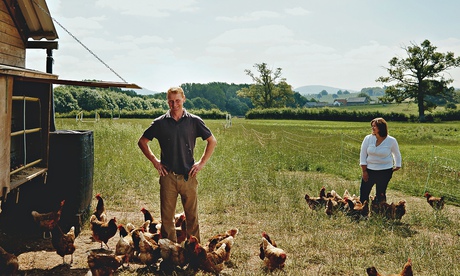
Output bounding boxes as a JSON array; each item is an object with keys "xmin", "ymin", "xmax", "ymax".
[{"xmin": 53, "ymin": 81, "xmax": 312, "ymax": 117}]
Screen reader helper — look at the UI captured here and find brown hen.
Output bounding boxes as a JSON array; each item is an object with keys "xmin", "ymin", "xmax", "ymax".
[
  {"xmin": 424, "ymin": 192, "xmax": 445, "ymax": 210},
  {"xmin": 367, "ymin": 258, "xmax": 413, "ymax": 276},
  {"xmin": 94, "ymin": 193, "xmax": 107, "ymax": 222},
  {"xmin": 186, "ymin": 234, "xmax": 231, "ymax": 275},
  {"xmin": 51, "ymin": 225, "xmax": 76, "ymax": 264},
  {"xmin": 31, "ymin": 199, "xmax": 65, "ymax": 239},
  {"xmin": 140, "ymin": 208, "xmax": 161, "ymax": 233},
  {"xmin": 138, "ymin": 230, "xmax": 161, "ymax": 266},
  {"xmin": 90, "ymin": 215, "xmax": 118, "ymax": 249},
  {"xmin": 0, "ymin": 245, "xmax": 19, "ymax": 276},
  {"xmin": 87, "ymin": 250, "xmax": 126, "ymax": 276},
  {"xmin": 261, "ymin": 236, "xmax": 287, "ymax": 271},
  {"xmin": 115, "ymin": 224, "xmax": 135, "ymax": 266},
  {"xmin": 158, "ymin": 237, "xmax": 187, "ymax": 269}
]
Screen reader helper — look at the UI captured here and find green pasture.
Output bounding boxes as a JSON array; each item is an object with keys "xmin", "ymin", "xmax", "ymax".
[
  {"xmin": 55, "ymin": 118, "xmax": 460, "ymax": 275},
  {"xmin": 336, "ymin": 101, "xmax": 457, "ymax": 115}
]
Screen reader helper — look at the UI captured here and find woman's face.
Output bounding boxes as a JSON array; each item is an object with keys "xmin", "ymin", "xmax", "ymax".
[{"xmin": 371, "ymin": 122, "xmax": 379, "ymax": 136}]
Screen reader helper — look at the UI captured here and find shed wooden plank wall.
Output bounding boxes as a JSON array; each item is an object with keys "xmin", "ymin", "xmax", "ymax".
[
  {"xmin": 0, "ymin": 76, "xmax": 13, "ymax": 197},
  {"xmin": 0, "ymin": 0, "xmax": 26, "ymax": 67}
]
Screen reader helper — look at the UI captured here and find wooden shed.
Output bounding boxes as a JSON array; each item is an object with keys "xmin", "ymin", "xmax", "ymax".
[{"xmin": 1, "ymin": 0, "xmax": 139, "ymax": 233}]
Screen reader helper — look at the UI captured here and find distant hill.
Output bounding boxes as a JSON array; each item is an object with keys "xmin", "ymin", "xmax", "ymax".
[
  {"xmin": 294, "ymin": 85, "xmax": 359, "ymax": 95},
  {"xmin": 129, "ymin": 87, "xmax": 160, "ymax": 95}
]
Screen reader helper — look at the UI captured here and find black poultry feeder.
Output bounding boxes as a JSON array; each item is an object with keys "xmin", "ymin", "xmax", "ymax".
[{"xmin": 46, "ymin": 130, "xmax": 94, "ymax": 236}]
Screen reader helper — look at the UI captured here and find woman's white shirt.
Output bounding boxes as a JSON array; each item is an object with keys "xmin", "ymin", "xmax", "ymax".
[{"xmin": 360, "ymin": 134, "xmax": 402, "ymax": 170}]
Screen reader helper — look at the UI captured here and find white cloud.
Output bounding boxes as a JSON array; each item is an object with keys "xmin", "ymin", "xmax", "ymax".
[
  {"xmin": 118, "ymin": 35, "xmax": 173, "ymax": 45},
  {"xmin": 284, "ymin": 7, "xmax": 310, "ymax": 16},
  {"xmin": 216, "ymin": 11, "xmax": 281, "ymax": 22},
  {"xmin": 209, "ymin": 25, "xmax": 294, "ymax": 45},
  {"xmin": 94, "ymin": 0, "xmax": 199, "ymax": 17}
]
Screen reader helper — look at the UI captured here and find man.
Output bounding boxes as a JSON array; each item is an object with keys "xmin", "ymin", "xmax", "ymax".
[{"xmin": 138, "ymin": 86, "xmax": 216, "ymax": 242}]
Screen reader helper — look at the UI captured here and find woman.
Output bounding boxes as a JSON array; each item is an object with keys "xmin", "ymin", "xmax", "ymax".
[{"xmin": 359, "ymin": 117, "xmax": 401, "ymax": 204}]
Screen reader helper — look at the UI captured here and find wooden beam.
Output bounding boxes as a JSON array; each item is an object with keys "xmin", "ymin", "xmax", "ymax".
[{"xmin": 26, "ymin": 40, "xmax": 58, "ymax": 50}]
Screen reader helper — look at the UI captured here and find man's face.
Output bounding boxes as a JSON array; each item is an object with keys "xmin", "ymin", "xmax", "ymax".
[{"xmin": 167, "ymin": 93, "xmax": 185, "ymax": 111}]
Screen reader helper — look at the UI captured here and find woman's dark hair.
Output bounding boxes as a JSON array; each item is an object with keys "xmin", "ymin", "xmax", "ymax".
[{"xmin": 371, "ymin": 117, "xmax": 388, "ymax": 137}]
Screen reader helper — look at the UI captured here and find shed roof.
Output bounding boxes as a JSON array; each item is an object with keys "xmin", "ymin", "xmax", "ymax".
[
  {"xmin": 347, "ymin": 97, "xmax": 368, "ymax": 103},
  {"xmin": 13, "ymin": 0, "xmax": 58, "ymax": 40}
]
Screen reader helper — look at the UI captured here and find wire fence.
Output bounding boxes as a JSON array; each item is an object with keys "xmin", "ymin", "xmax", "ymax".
[{"xmin": 241, "ymin": 125, "xmax": 460, "ymax": 204}]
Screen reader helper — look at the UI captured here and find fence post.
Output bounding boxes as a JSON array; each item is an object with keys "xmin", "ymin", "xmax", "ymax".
[
  {"xmin": 424, "ymin": 145, "xmax": 435, "ymax": 192},
  {"xmin": 340, "ymin": 133, "xmax": 343, "ymax": 168}
]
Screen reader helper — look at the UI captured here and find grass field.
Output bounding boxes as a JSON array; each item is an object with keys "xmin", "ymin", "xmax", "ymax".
[{"xmin": 55, "ymin": 118, "xmax": 460, "ymax": 275}]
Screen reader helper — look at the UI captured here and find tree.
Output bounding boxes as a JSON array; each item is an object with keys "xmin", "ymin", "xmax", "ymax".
[
  {"xmin": 376, "ymin": 39, "xmax": 460, "ymax": 121},
  {"xmin": 76, "ymin": 89, "xmax": 108, "ymax": 111},
  {"xmin": 357, "ymin": 92, "xmax": 372, "ymax": 102},
  {"xmin": 54, "ymin": 89, "xmax": 79, "ymax": 113},
  {"xmin": 287, "ymin": 92, "xmax": 308, "ymax": 108},
  {"xmin": 237, "ymin": 62, "xmax": 294, "ymax": 108}
]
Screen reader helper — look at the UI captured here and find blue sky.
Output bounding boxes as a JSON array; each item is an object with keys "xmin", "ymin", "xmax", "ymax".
[{"xmin": 26, "ymin": 0, "xmax": 460, "ymax": 93}]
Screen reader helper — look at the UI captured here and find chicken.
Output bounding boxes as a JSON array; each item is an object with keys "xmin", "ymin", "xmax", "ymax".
[
  {"xmin": 259, "ymin": 231, "xmax": 277, "ymax": 260},
  {"xmin": 186, "ymin": 234, "xmax": 230, "ymax": 275},
  {"xmin": 396, "ymin": 258, "xmax": 413, "ymax": 276},
  {"xmin": 174, "ymin": 212, "xmax": 186, "ymax": 227},
  {"xmin": 319, "ymin": 186, "xmax": 326, "ymax": 198},
  {"xmin": 115, "ymin": 224, "xmax": 135, "ymax": 266},
  {"xmin": 201, "ymin": 241, "xmax": 230, "ymax": 274},
  {"xmin": 174, "ymin": 212, "xmax": 186, "ymax": 226},
  {"xmin": 424, "ymin": 192, "xmax": 445, "ymax": 210},
  {"xmin": 130, "ymin": 226, "xmax": 143, "ymax": 256},
  {"xmin": 360, "ymin": 199, "xmax": 370, "ymax": 218},
  {"xmin": 140, "ymin": 208, "xmax": 161, "ymax": 233},
  {"xmin": 304, "ymin": 193, "xmax": 325, "ymax": 211},
  {"xmin": 94, "ymin": 193, "xmax": 107, "ymax": 222},
  {"xmin": 175, "ymin": 215, "xmax": 188, "ymax": 244},
  {"xmin": 369, "ymin": 195, "xmax": 395, "ymax": 220},
  {"xmin": 206, "ymin": 228, "xmax": 239, "ymax": 252},
  {"xmin": 184, "ymin": 235, "xmax": 202, "ymax": 271},
  {"xmin": 31, "ymin": 199, "xmax": 65, "ymax": 239},
  {"xmin": 325, "ymin": 198, "xmax": 340, "ymax": 217},
  {"xmin": 366, "ymin": 258, "xmax": 413, "ymax": 276},
  {"xmin": 158, "ymin": 238, "xmax": 187, "ymax": 269},
  {"xmin": 138, "ymin": 230, "xmax": 161, "ymax": 266},
  {"xmin": 0, "ymin": 245, "xmax": 19, "ymax": 276},
  {"xmin": 394, "ymin": 200, "xmax": 407, "ymax": 220},
  {"xmin": 345, "ymin": 198, "xmax": 369, "ymax": 220},
  {"xmin": 51, "ymin": 225, "xmax": 76, "ymax": 264},
  {"xmin": 329, "ymin": 189, "xmax": 343, "ymax": 201},
  {"xmin": 261, "ymin": 236, "xmax": 287, "ymax": 271},
  {"xmin": 90, "ymin": 215, "xmax": 118, "ymax": 249},
  {"xmin": 87, "ymin": 249, "xmax": 126, "ymax": 276},
  {"xmin": 366, "ymin": 266, "xmax": 383, "ymax": 276},
  {"xmin": 370, "ymin": 195, "xmax": 383, "ymax": 216},
  {"xmin": 215, "ymin": 235, "xmax": 234, "ymax": 262}
]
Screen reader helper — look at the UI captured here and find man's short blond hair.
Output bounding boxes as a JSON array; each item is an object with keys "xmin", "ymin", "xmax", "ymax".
[{"xmin": 167, "ymin": 87, "xmax": 185, "ymax": 98}]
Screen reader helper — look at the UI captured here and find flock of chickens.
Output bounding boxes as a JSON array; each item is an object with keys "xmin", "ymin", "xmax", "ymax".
[
  {"xmin": 304, "ymin": 186, "xmax": 446, "ymax": 276},
  {"xmin": 304, "ymin": 187, "xmax": 445, "ymax": 222},
  {"xmin": 0, "ymin": 187, "xmax": 447, "ymax": 275},
  {"xmin": 86, "ymin": 193, "xmax": 286, "ymax": 275},
  {"xmin": 0, "ymin": 193, "xmax": 286, "ymax": 276}
]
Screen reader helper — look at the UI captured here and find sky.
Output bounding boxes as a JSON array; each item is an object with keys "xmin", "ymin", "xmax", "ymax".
[{"xmin": 26, "ymin": 0, "xmax": 460, "ymax": 94}]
